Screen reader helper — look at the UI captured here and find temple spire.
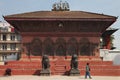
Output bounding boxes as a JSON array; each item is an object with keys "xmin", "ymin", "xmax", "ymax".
[{"xmin": 52, "ymin": 0, "xmax": 70, "ymax": 11}]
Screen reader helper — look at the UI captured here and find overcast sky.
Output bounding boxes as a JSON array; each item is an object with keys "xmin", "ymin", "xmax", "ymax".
[{"xmin": 0, "ymin": 0, "xmax": 120, "ymax": 49}]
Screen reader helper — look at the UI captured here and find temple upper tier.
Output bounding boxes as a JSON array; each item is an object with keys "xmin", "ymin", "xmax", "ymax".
[{"xmin": 4, "ymin": 11, "xmax": 117, "ymax": 33}]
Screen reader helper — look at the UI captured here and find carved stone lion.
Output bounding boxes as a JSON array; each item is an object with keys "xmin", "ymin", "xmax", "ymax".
[
  {"xmin": 70, "ymin": 54, "xmax": 80, "ymax": 76},
  {"xmin": 42, "ymin": 55, "xmax": 50, "ymax": 70},
  {"xmin": 71, "ymin": 54, "xmax": 78, "ymax": 69}
]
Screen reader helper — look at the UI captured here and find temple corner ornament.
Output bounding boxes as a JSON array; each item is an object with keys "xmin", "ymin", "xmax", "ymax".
[{"xmin": 52, "ymin": 0, "xmax": 70, "ymax": 11}]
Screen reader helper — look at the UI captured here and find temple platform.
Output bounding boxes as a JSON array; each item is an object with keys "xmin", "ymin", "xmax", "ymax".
[{"xmin": 0, "ymin": 56, "xmax": 120, "ymax": 76}]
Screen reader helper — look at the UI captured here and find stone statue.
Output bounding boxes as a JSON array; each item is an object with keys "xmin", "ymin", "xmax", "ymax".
[
  {"xmin": 70, "ymin": 54, "xmax": 80, "ymax": 76},
  {"xmin": 40, "ymin": 55, "xmax": 50, "ymax": 76},
  {"xmin": 42, "ymin": 55, "xmax": 50, "ymax": 70},
  {"xmin": 71, "ymin": 54, "xmax": 78, "ymax": 69}
]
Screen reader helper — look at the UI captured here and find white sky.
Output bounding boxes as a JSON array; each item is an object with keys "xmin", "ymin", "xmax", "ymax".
[{"xmin": 0, "ymin": 0, "xmax": 120, "ymax": 49}]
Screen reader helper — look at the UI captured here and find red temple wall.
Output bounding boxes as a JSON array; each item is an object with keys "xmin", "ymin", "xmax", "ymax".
[
  {"xmin": 22, "ymin": 36, "xmax": 100, "ymax": 43},
  {"xmin": 21, "ymin": 32, "xmax": 100, "ymax": 57}
]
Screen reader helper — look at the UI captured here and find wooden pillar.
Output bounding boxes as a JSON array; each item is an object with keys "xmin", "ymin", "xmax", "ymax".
[{"xmin": 106, "ymin": 36, "xmax": 111, "ymax": 49}]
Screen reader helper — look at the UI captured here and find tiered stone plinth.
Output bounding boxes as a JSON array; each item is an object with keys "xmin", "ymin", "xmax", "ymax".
[
  {"xmin": 69, "ymin": 69, "xmax": 80, "ymax": 76},
  {"xmin": 40, "ymin": 69, "xmax": 50, "ymax": 76}
]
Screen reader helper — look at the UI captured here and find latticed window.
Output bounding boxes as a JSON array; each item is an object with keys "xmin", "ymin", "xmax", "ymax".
[
  {"xmin": 67, "ymin": 38, "xmax": 78, "ymax": 56},
  {"xmin": 10, "ymin": 44, "xmax": 16, "ymax": 50},
  {"xmin": 1, "ymin": 27, "xmax": 8, "ymax": 32},
  {"xmin": 43, "ymin": 38, "xmax": 54, "ymax": 56},
  {"xmin": 30, "ymin": 38, "xmax": 42, "ymax": 56},
  {"xmin": 2, "ymin": 43, "xmax": 7, "ymax": 50},
  {"xmin": 56, "ymin": 38, "xmax": 66, "ymax": 56},
  {"xmin": 11, "ymin": 34, "xmax": 15, "ymax": 41},
  {"xmin": 2, "ymin": 34, "xmax": 7, "ymax": 41},
  {"xmin": 79, "ymin": 38, "xmax": 91, "ymax": 56}
]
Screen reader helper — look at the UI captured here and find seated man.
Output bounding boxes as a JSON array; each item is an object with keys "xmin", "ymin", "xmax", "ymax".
[{"xmin": 5, "ymin": 68, "xmax": 11, "ymax": 76}]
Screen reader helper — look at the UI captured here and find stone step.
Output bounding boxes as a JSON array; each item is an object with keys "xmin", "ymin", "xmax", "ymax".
[
  {"xmin": 6, "ymin": 61, "xmax": 113, "ymax": 66},
  {"xmin": 0, "ymin": 67, "xmax": 120, "ymax": 76},
  {"xmin": 0, "ymin": 60, "xmax": 120, "ymax": 76}
]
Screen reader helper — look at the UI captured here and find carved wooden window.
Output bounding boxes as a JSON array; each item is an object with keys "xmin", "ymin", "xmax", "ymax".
[
  {"xmin": 79, "ymin": 38, "xmax": 90, "ymax": 56},
  {"xmin": 30, "ymin": 38, "xmax": 42, "ymax": 56},
  {"xmin": 67, "ymin": 38, "xmax": 78, "ymax": 56},
  {"xmin": 56, "ymin": 38, "xmax": 66, "ymax": 56},
  {"xmin": 43, "ymin": 38, "xmax": 54, "ymax": 56}
]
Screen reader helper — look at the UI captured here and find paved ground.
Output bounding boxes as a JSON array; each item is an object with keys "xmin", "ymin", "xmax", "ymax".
[{"xmin": 0, "ymin": 75, "xmax": 120, "ymax": 80}]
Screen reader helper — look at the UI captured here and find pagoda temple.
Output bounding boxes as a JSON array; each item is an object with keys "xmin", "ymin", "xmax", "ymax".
[
  {"xmin": 4, "ymin": 3, "xmax": 117, "ymax": 57},
  {"xmin": 2, "ymin": 1, "xmax": 120, "ymax": 76}
]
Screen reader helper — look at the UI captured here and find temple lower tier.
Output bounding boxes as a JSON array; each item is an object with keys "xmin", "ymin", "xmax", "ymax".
[{"xmin": 22, "ymin": 36, "xmax": 100, "ymax": 57}]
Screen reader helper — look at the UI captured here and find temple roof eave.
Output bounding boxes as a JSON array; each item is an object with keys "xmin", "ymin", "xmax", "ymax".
[
  {"xmin": 102, "ymin": 29, "xmax": 118, "ymax": 37},
  {"xmin": 4, "ymin": 11, "xmax": 117, "ymax": 21},
  {"xmin": 4, "ymin": 17, "xmax": 116, "ymax": 22},
  {"xmin": 4, "ymin": 17, "xmax": 116, "ymax": 34}
]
